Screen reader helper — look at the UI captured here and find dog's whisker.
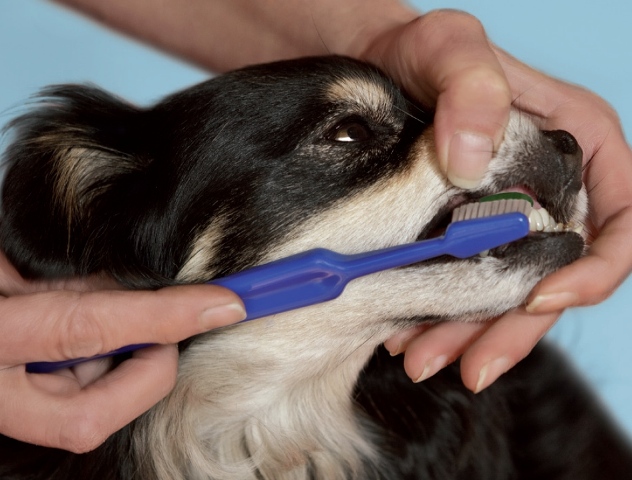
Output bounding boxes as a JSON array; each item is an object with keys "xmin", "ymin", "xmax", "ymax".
[
  {"xmin": 309, "ymin": 15, "xmax": 332, "ymax": 55},
  {"xmin": 392, "ymin": 103, "xmax": 427, "ymax": 126}
]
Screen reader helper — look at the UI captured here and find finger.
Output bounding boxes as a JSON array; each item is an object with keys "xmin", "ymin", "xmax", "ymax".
[
  {"xmin": 0, "ymin": 251, "xmax": 31, "ymax": 295},
  {"xmin": 526, "ymin": 208, "xmax": 632, "ymax": 313},
  {"xmin": 526, "ymin": 133, "xmax": 632, "ymax": 313},
  {"xmin": 0, "ymin": 284, "xmax": 245, "ymax": 365},
  {"xmin": 400, "ymin": 320, "xmax": 489, "ymax": 382},
  {"xmin": 362, "ymin": 11, "xmax": 511, "ymax": 189},
  {"xmin": 71, "ymin": 357, "xmax": 115, "ymax": 387},
  {"xmin": 383, "ymin": 324, "xmax": 430, "ymax": 356},
  {"xmin": 459, "ymin": 308, "xmax": 561, "ymax": 393},
  {"xmin": 425, "ymin": 14, "xmax": 512, "ymax": 189},
  {"xmin": 0, "ymin": 344, "xmax": 178, "ymax": 452}
]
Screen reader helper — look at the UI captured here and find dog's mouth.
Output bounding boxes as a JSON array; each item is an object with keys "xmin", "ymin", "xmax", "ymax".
[{"xmin": 418, "ymin": 184, "xmax": 584, "ymax": 258}]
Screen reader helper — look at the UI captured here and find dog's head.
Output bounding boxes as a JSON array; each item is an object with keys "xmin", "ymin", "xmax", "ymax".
[
  {"xmin": 1, "ymin": 55, "xmax": 587, "ymax": 478},
  {"xmin": 1, "ymin": 56, "xmax": 585, "ymax": 332}
]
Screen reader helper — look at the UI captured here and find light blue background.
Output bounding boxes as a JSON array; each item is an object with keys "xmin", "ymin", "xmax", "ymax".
[{"xmin": 1, "ymin": 1, "xmax": 631, "ymax": 436}]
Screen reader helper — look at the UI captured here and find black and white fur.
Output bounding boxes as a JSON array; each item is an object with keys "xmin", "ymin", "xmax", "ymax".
[{"xmin": 0, "ymin": 56, "xmax": 630, "ymax": 479}]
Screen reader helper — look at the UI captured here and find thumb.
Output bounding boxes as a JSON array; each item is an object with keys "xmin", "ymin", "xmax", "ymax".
[
  {"xmin": 418, "ymin": 11, "xmax": 512, "ymax": 189},
  {"xmin": 362, "ymin": 10, "xmax": 512, "ymax": 189}
]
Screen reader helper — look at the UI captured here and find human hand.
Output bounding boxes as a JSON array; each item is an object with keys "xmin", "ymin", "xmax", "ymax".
[
  {"xmin": 355, "ymin": 9, "xmax": 632, "ymax": 391},
  {"xmin": 0, "ymin": 252, "xmax": 245, "ymax": 452}
]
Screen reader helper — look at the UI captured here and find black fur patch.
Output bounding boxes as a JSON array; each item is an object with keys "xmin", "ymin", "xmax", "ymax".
[{"xmin": 1, "ymin": 57, "xmax": 428, "ymax": 288}]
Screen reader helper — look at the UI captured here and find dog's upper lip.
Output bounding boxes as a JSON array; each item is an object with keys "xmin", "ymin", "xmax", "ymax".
[{"xmin": 496, "ymin": 186, "xmax": 541, "ymax": 208}]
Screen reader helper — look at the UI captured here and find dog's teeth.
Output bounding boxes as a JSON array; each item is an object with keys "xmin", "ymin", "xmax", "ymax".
[
  {"xmin": 528, "ymin": 206, "xmax": 579, "ymax": 234},
  {"xmin": 528, "ymin": 207, "xmax": 555, "ymax": 232},
  {"xmin": 573, "ymin": 224, "xmax": 584, "ymax": 234},
  {"xmin": 529, "ymin": 209, "xmax": 543, "ymax": 231},
  {"xmin": 539, "ymin": 208, "xmax": 550, "ymax": 229},
  {"xmin": 479, "ymin": 249, "xmax": 490, "ymax": 258}
]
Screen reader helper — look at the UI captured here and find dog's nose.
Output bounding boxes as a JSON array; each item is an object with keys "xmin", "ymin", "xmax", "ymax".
[
  {"xmin": 543, "ymin": 130, "xmax": 580, "ymax": 157},
  {"xmin": 541, "ymin": 130, "xmax": 583, "ymax": 192}
]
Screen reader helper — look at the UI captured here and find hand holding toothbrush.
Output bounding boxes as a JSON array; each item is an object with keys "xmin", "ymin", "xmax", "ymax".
[{"xmin": 0, "ymin": 252, "xmax": 245, "ymax": 453}]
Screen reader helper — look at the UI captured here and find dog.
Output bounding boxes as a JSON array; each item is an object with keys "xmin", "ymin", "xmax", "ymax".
[{"xmin": 0, "ymin": 56, "xmax": 631, "ymax": 479}]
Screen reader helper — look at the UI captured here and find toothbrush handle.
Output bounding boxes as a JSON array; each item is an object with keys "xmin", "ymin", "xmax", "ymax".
[
  {"xmin": 25, "ymin": 213, "xmax": 528, "ymax": 373},
  {"xmin": 25, "ymin": 250, "xmax": 349, "ymax": 374},
  {"xmin": 25, "ymin": 344, "xmax": 155, "ymax": 373},
  {"xmin": 210, "ymin": 211, "xmax": 529, "ymax": 318},
  {"xmin": 342, "ymin": 212, "xmax": 529, "ymax": 276},
  {"xmin": 211, "ymin": 248, "xmax": 350, "ymax": 320}
]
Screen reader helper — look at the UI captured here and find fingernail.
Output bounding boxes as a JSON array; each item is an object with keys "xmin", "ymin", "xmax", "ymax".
[
  {"xmin": 414, "ymin": 355, "xmax": 449, "ymax": 383},
  {"xmin": 384, "ymin": 342, "xmax": 404, "ymax": 357},
  {"xmin": 525, "ymin": 292, "xmax": 579, "ymax": 314},
  {"xmin": 475, "ymin": 357, "xmax": 511, "ymax": 393},
  {"xmin": 446, "ymin": 132, "xmax": 493, "ymax": 189},
  {"xmin": 388, "ymin": 342, "xmax": 403, "ymax": 356},
  {"xmin": 199, "ymin": 302, "xmax": 247, "ymax": 330}
]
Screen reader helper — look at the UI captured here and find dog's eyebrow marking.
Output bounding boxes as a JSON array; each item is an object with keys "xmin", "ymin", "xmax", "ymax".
[{"xmin": 325, "ymin": 76, "xmax": 393, "ymax": 117}]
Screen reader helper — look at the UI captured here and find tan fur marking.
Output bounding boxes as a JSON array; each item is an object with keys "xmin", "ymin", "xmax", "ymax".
[
  {"xmin": 325, "ymin": 76, "xmax": 393, "ymax": 119},
  {"xmin": 51, "ymin": 139, "xmax": 137, "ymax": 225},
  {"xmin": 176, "ymin": 217, "xmax": 227, "ymax": 282}
]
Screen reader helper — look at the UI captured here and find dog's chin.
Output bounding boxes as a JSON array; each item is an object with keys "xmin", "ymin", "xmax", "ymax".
[{"xmin": 390, "ymin": 217, "xmax": 585, "ymax": 327}]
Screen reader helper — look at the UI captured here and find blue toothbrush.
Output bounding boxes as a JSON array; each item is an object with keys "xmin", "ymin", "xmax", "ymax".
[{"xmin": 26, "ymin": 199, "xmax": 531, "ymax": 373}]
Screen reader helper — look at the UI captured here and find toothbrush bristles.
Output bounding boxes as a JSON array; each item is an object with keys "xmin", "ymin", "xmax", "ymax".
[{"xmin": 451, "ymin": 199, "xmax": 532, "ymax": 223}]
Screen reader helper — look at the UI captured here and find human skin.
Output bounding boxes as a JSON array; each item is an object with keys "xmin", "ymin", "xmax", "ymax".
[{"xmin": 0, "ymin": 251, "xmax": 246, "ymax": 452}]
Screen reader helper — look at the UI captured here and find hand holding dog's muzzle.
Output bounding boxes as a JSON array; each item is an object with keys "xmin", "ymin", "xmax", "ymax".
[{"xmin": 384, "ymin": 42, "xmax": 632, "ymax": 393}]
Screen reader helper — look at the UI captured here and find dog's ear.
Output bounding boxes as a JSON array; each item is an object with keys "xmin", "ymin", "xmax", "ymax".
[{"xmin": 0, "ymin": 85, "xmax": 157, "ymax": 283}]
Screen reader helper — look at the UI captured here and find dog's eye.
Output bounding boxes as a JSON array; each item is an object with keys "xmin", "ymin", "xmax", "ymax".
[{"xmin": 329, "ymin": 122, "xmax": 372, "ymax": 142}]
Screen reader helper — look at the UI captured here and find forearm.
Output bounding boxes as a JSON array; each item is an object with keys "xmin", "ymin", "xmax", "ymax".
[{"xmin": 53, "ymin": 0, "xmax": 418, "ymax": 72}]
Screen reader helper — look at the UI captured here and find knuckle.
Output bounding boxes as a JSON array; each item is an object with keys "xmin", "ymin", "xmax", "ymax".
[
  {"xmin": 424, "ymin": 9, "xmax": 487, "ymax": 46},
  {"xmin": 415, "ymin": 9, "xmax": 486, "ymax": 46},
  {"xmin": 158, "ymin": 368, "xmax": 178, "ymax": 399},
  {"xmin": 423, "ymin": 9, "xmax": 483, "ymax": 30},
  {"xmin": 58, "ymin": 296, "xmax": 106, "ymax": 360},
  {"xmin": 58, "ymin": 409, "xmax": 108, "ymax": 453},
  {"xmin": 579, "ymin": 258, "xmax": 620, "ymax": 306},
  {"xmin": 456, "ymin": 65, "xmax": 510, "ymax": 97},
  {"xmin": 596, "ymin": 99, "xmax": 621, "ymax": 125},
  {"xmin": 564, "ymin": 84, "xmax": 620, "ymax": 124},
  {"xmin": 584, "ymin": 284, "xmax": 614, "ymax": 306}
]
